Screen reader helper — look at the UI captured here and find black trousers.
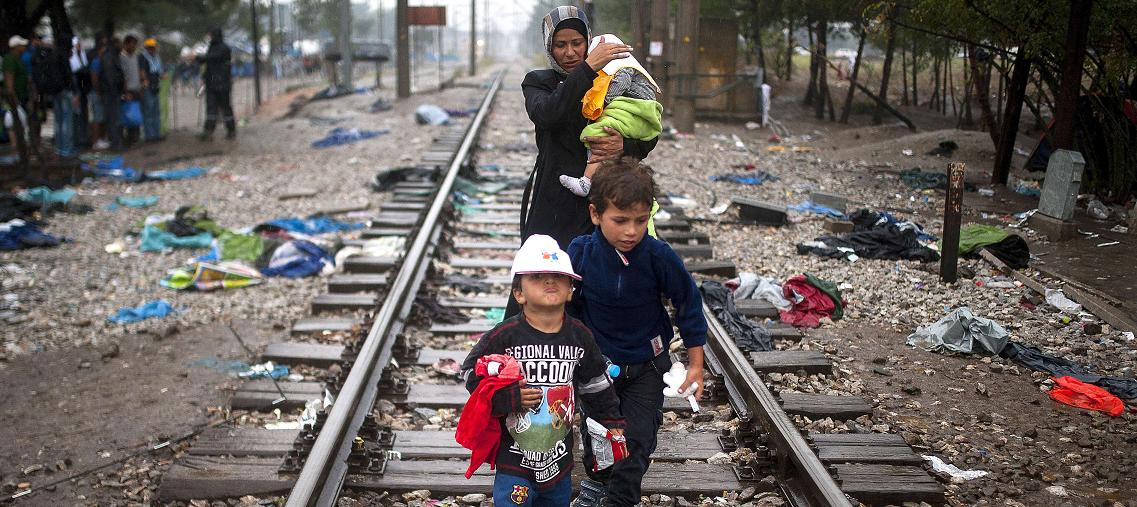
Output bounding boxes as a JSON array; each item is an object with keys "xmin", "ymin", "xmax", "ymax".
[
  {"xmin": 203, "ymin": 88, "xmax": 235, "ymax": 134},
  {"xmin": 579, "ymin": 354, "xmax": 670, "ymax": 507},
  {"xmin": 100, "ymin": 92, "xmax": 122, "ymax": 149}
]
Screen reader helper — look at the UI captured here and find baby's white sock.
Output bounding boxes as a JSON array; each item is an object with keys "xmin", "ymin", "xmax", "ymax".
[{"xmin": 559, "ymin": 175, "xmax": 591, "ymax": 197}]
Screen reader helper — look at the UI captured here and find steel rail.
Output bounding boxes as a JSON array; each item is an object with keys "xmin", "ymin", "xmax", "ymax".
[
  {"xmin": 286, "ymin": 70, "xmax": 504, "ymax": 507},
  {"xmin": 701, "ymin": 302, "xmax": 851, "ymax": 507}
]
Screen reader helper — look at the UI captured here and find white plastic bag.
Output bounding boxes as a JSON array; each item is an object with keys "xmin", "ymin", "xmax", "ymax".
[{"xmin": 585, "ymin": 417, "xmax": 627, "ymax": 472}]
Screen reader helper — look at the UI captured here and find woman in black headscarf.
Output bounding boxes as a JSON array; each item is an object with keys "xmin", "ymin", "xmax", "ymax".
[{"xmin": 519, "ymin": 6, "xmax": 658, "ymax": 250}]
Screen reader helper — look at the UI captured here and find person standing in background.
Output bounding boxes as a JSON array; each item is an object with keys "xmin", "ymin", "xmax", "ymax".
[
  {"xmin": 119, "ymin": 35, "xmax": 142, "ymax": 147},
  {"xmin": 139, "ymin": 38, "xmax": 163, "ymax": 142},
  {"xmin": 98, "ymin": 37, "xmax": 125, "ymax": 151},
  {"xmin": 70, "ymin": 37, "xmax": 91, "ymax": 147},
  {"xmin": 196, "ymin": 28, "xmax": 235, "ymax": 141}
]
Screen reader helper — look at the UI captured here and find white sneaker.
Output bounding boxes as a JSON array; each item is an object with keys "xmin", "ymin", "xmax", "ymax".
[{"xmin": 93, "ymin": 140, "xmax": 110, "ymax": 150}]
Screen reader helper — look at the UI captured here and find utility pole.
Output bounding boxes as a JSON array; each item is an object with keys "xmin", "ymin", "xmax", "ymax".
[
  {"xmin": 630, "ymin": 0, "xmax": 646, "ymax": 61},
  {"xmin": 648, "ymin": 0, "xmax": 669, "ymax": 107},
  {"xmin": 468, "ymin": 0, "xmax": 476, "ymax": 76},
  {"xmin": 672, "ymin": 0, "xmax": 698, "ymax": 132},
  {"xmin": 250, "ymin": 0, "xmax": 262, "ymax": 107},
  {"xmin": 396, "ymin": 0, "xmax": 410, "ymax": 97},
  {"xmin": 338, "ymin": 0, "xmax": 354, "ymax": 89}
]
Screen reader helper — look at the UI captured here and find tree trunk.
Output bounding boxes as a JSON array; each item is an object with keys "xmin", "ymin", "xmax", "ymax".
[
  {"xmin": 961, "ymin": 47, "xmax": 974, "ymax": 128},
  {"xmin": 815, "ymin": 19, "xmax": 828, "ymax": 119},
  {"xmin": 941, "ymin": 49, "xmax": 949, "ymax": 114},
  {"xmin": 992, "ymin": 48, "xmax": 1031, "ymax": 184},
  {"xmin": 911, "ymin": 40, "xmax": 918, "ymax": 106},
  {"xmin": 840, "ymin": 26, "xmax": 866, "ymax": 123},
  {"xmin": 948, "ymin": 52, "xmax": 958, "ymax": 118},
  {"xmin": 901, "ymin": 49, "xmax": 909, "ymax": 106},
  {"xmin": 969, "ymin": 46, "xmax": 999, "ymax": 144},
  {"xmin": 804, "ymin": 20, "xmax": 817, "ymax": 105},
  {"xmin": 1052, "ymin": 0, "xmax": 1094, "ymax": 150},
  {"xmin": 930, "ymin": 54, "xmax": 941, "ymax": 110},
  {"xmin": 750, "ymin": 0, "xmax": 766, "ymax": 84},
  {"xmin": 785, "ymin": 18, "xmax": 793, "ymax": 80},
  {"xmin": 872, "ymin": 17, "xmax": 896, "ymax": 125}
]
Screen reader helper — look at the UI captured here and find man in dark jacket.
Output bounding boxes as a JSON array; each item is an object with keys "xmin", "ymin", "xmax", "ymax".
[
  {"xmin": 196, "ymin": 28, "xmax": 234, "ymax": 140},
  {"xmin": 98, "ymin": 36, "xmax": 125, "ymax": 151}
]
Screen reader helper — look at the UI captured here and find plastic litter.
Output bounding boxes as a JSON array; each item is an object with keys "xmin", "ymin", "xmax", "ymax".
[
  {"xmin": 1086, "ymin": 198, "xmax": 1110, "ymax": 220},
  {"xmin": 585, "ymin": 417, "xmax": 629, "ymax": 472},
  {"xmin": 709, "ymin": 171, "xmax": 777, "ymax": 186},
  {"xmin": 787, "ymin": 200, "xmax": 844, "ymax": 217},
  {"xmin": 906, "ymin": 307, "xmax": 1009, "ymax": 355},
  {"xmin": 260, "ymin": 240, "xmax": 334, "ymax": 278},
  {"xmin": 1044, "ymin": 288, "xmax": 1082, "ymax": 313},
  {"xmin": 662, "ymin": 362, "xmax": 700, "ymax": 412},
  {"xmin": 115, "ymin": 195, "xmax": 159, "ymax": 208},
  {"xmin": 923, "ymin": 455, "xmax": 989, "ymax": 481},
  {"xmin": 1048, "ymin": 375, "xmax": 1125, "ymax": 416},
  {"xmin": 1011, "ymin": 178, "xmax": 1041, "ymax": 197},
  {"xmin": 311, "ymin": 127, "xmax": 389, "ymax": 148},
  {"xmin": 1096, "ymin": 241, "xmax": 1119, "ymax": 247},
  {"xmin": 161, "ymin": 262, "xmax": 263, "ymax": 291},
  {"xmin": 146, "ymin": 166, "xmax": 208, "ymax": 180},
  {"xmin": 263, "ymin": 216, "xmax": 364, "ymax": 235},
  {"xmin": 415, "ymin": 104, "xmax": 451, "ymax": 125},
  {"xmin": 18, "ymin": 186, "xmax": 76, "ymax": 206},
  {"xmin": 139, "ymin": 224, "xmax": 213, "ymax": 252},
  {"xmin": 0, "ymin": 219, "xmax": 63, "ymax": 250},
  {"xmin": 107, "ymin": 299, "xmax": 179, "ymax": 323},
  {"xmin": 82, "ymin": 156, "xmax": 141, "ymax": 181},
  {"xmin": 238, "ymin": 361, "xmax": 290, "ymax": 380}
]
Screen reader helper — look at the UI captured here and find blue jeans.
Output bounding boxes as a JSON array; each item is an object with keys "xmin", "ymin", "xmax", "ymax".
[
  {"xmin": 493, "ymin": 473, "xmax": 572, "ymax": 507},
  {"xmin": 142, "ymin": 89, "xmax": 160, "ymax": 141},
  {"xmin": 52, "ymin": 90, "xmax": 76, "ymax": 157}
]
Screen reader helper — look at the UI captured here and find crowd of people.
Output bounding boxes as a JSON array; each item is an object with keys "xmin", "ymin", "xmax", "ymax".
[{"xmin": 1, "ymin": 28, "xmax": 235, "ymax": 161}]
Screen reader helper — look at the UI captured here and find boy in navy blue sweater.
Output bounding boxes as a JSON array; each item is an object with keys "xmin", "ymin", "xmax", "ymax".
[{"xmin": 567, "ymin": 158, "xmax": 707, "ymax": 507}]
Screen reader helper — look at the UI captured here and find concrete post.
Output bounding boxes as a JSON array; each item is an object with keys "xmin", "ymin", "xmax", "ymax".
[{"xmin": 1030, "ymin": 149, "xmax": 1084, "ymax": 240}]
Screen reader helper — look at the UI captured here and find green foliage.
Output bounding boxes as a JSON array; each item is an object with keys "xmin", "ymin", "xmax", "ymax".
[{"xmin": 67, "ymin": 0, "xmax": 240, "ymax": 40}]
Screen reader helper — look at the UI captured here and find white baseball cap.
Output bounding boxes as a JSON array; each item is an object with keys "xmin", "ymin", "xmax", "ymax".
[
  {"xmin": 510, "ymin": 235, "xmax": 581, "ymax": 281},
  {"xmin": 8, "ymin": 35, "xmax": 29, "ymax": 47}
]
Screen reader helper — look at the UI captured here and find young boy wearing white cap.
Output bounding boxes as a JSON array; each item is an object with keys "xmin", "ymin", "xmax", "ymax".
[{"xmin": 459, "ymin": 234, "xmax": 624, "ymax": 507}]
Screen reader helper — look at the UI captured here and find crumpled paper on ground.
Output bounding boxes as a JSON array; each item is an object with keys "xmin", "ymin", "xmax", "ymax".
[
  {"xmin": 923, "ymin": 455, "xmax": 989, "ymax": 481},
  {"xmin": 1044, "ymin": 288, "xmax": 1082, "ymax": 313},
  {"xmin": 906, "ymin": 307, "xmax": 1009, "ymax": 355}
]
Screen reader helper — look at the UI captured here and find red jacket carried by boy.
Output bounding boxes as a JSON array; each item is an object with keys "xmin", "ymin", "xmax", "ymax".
[{"xmin": 455, "ymin": 354, "xmax": 524, "ymax": 478}]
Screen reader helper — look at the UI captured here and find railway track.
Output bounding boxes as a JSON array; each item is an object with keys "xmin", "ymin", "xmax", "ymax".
[{"xmin": 156, "ymin": 69, "xmax": 945, "ymax": 507}]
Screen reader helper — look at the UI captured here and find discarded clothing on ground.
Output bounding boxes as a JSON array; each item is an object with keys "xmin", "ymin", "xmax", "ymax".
[
  {"xmin": 700, "ymin": 280, "xmax": 772, "ymax": 351},
  {"xmin": 779, "ymin": 274, "xmax": 844, "ymax": 328},
  {"xmin": 260, "ymin": 240, "xmax": 334, "ymax": 278},
  {"xmin": 107, "ymin": 299, "xmax": 178, "ymax": 323},
  {"xmin": 0, "ymin": 219, "xmax": 62, "ymax": 250},
  {"xmin": 146, "ymin": 166, "xmax": 208, "ymax": 180},
  {"xmin": 1047, "ymin": 375, "xmax": 1125, "ymax": 416},
  {"xmin": 413, "ymin": 293, "xmax": 470, "ymax": 326},
  {"xmin": 140, "ymin": 224, "xmax": 213, "ymax": 252},
  {"xmin": 82, "ymin": 156, "xmax": 141, "ymax": 181},
  {"xmin": 787, "ymin": 200, "xmax": 844, "ymax": 217},
  {"xmin": 445, "ymin": 107, "xmax": 479, "ymax": 118},
  {"xmin": 955, "ymin": 224, "xmax": 1030, "ymax": 269},
  {"xmin": 238, "ymin": 361, "xmax": 290, "ymax": 380},
  {"xmin": 727, "ymin": 272, "xmax": 791, "ymax": 310},
  {"xmin": 415, "ymin": 104, "xmax": 450, "ymax": 125},
  {"xmin": 214, "ymin": 231, "xmax": 265, "ymax": 262},
  {"xmin": 849, "ymin": 209, "xmax": 937, "ymax": 242},
  {"xmin": 18, "ymin": 186, "xmax": 76, "ymax": 207},
  {"xmin": 0, "ymin": 194, "xmax": 40, "ymax": 222},
  {"xmin": 906, "ymin": 307, "xmax": 1010, "ymax": 355},
  {"xmin": 926, "ymin": 140, "xmax": 959, "ymax": 157},
  {"xmin": 369, "ymin": 98, "xmax": 393, "ymax": 113},
  {"xmin": 444, "ymin": 273, "xmax": 493, "ymax": 293},
  {"xmin": 116, "ymin": 195, "xmax": 159, "ymax": 208},
  {"xmin": 1000, "ymin": 342, "xmax": 1137, "ymax": 400},
  {"xmin": 311, "ymin": 127, "xmax": 389, "ymax": 149},
  {"xmin": 161, "ymin": 261, "xmax": 263, "ymax": 291},
  {"xmin": 334, "ymin": 236, "xmax": 405, "ymax": 271},
  {"xmin": 798, "ymin": 224, "xmax": 939, "ymax": 263},
  {"xmin": 709, "ymin": 171, "xmax": 778, "ymax": 186},
  {"xmin": 263, "ymin": 216, "xmax": 364, "ymax": 235},
  {"xmin": 371, "ymin": 166, "xmax": 437, "ymax": 192},
  {"xmin": 165, "ymin": 205, "xmax": 225, "ymax": 237}
]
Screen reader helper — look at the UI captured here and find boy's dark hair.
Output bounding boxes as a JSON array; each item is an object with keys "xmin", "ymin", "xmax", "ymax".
[
  {"xmin": 124, "ymin": 35, "xmax": 138, "ymax": 45},
  {"xmin": 589, "ymin": 157, "xmax": 657, "ymax": 215},
  {"xmin": 510, "ymin": 274, "xmax": 523, "ymax": 294}
]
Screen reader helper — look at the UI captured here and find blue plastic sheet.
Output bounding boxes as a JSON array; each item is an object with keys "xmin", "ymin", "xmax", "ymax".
[
  {"xmin": 311, "ymin": 127, "xmax": 389, "ymax": 148},
  {"xmin": 787, "ymin": 200, "xmax": 845, "ymax": 218},
  {"xmin": 261, "ymin": 240, "xmax": 334, "ymax": 278},
  {"xmin": 147, "ymin": 166, "xmax": 208, "ymax": 180},
  {"xmin": 264, "ymin": 216, "xmax": 364, "ymax": 235},
  {"xmin": 140, "ymin": 224, "xmax": 213, "ymax": 252},
  {"xmin": 107, "ymin": 299, "xmax": 178, "ymax": 323},
  {"xmin": 709, "ymin": 171, "xmax": 778, "ymax": 186},
  {"xmin": 18, "ymin": 186, "xmax": 76, "ymax": 206},
  {"xmin": 82, "ymin": 156, "xmax": 141, "ymax": 181},
  {"xmin": 0, "ymin": 219, "xmax": 62, "ymax": 250}
]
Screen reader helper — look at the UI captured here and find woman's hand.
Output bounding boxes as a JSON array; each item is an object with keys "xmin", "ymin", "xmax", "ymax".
[
  {"xmin": 585, "ymin": 127, "xmax": 624, "ymax": 163},
  {"xmin": 585, "ymin": 36, "xmax": 634, "ymax": 72}
]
